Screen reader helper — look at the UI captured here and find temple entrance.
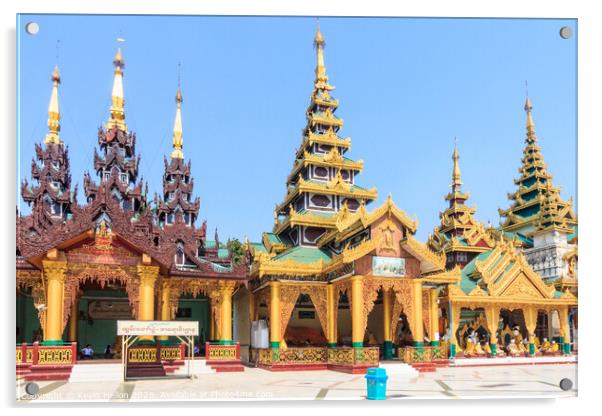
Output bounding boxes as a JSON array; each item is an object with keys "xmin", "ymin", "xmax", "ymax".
[
  {"xmin": 73, "ymin": 280, "xmax": 132, "ymax": 360},
  {"xmin": 174, "ymin": 293, "xmax": 210, "ymax": 352},
  {"xmin": 283, "ymin": 294, "xmax": 327, "ymax": 347}
]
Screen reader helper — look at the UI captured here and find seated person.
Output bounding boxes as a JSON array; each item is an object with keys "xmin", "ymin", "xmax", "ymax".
[
  {"xmin": 104, "ymin": 344, "xmax": 114, "ymax": 359},
  {"xmin": 483, "ymin": 342, "xmax": 492, "ymax": 355},
  {"xmin": 475, "ymin": 339, "xmax": 487, "ymax": 356},
  {"xmin": 518, "ymin": 338, "xmax": 529, "ymax": 353},
  {"xmin": 534, "ymin": 335, "xmax": 541, "ymax": 350},
  {"xmin": 512, "ymin": 327, "xmax": 523, "ymax": 345},
  {"xmin": 81, "ymin": 344, "xmax": 94, "ymax": 359},
  {"xmin": 549, "ymin": 340, "xmax": 559, "ymax": 353},
  {"xmin": 506, "ymin": 339, "xmax": 522, "ymax": 357},
  {"xmin": 464, "ymin": 338, "xmax": 476, "ymax": 356},
  {"xmin": 540, "ymin": 337, "xmax": 551, "ymax": 352}
]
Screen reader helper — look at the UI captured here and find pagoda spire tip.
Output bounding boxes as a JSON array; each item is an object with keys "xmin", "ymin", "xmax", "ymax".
[{"xmin": 44, "ymin": 65, "xmax": 62, "ymax": 145}]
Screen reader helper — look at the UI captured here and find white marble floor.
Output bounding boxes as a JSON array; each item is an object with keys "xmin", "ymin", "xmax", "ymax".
[{"xmin": 15, "ymin": 362, "xmax": 577, "ymax": 403}]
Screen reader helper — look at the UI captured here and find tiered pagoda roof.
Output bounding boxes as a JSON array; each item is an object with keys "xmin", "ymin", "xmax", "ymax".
[
  {"xmin": 428, "ymin": 144, "xmax": 494, "ymax": 268},
  {"xmin": 83, "ymin": 48, "xmax": 146, "ymax": 212},
  {"xmin": 20, "ymin": 66, "xmax": 76, "ymax": 232},
  {"xmin": 17, "ymin": 48, "xmax": 245, "ymax": 280},
  {"xmin": 155, "ymin": 87, "xmax": 201, "ymax": 229},
  {"xmin": 271, "ymin": 25, "xmax": 377, "ymax": 248},
  {"xmin": 498, "ymin": 97, "xmax": 577, "ymax": 238},
  {"xmin": 247, "ymin": 26, "xmax": 456, "ymax": 286}
]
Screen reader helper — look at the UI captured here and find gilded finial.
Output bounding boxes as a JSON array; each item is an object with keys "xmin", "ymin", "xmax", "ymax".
[
  {"xmin": 171, "ymin": 83, "xmax": 184, "ymax": 159},
  {"xmin": 524, "ymin": 90, "xmax": 536, "ymax": 140},
  {"xmin": 44, "ymin": 65, "xmax": 62, "ymax": 145},
  {"xmin": 451, "ymin": 137, "xmax": 462, "ymax": 190},
  {"xmin": 314, "ymin": 21, "xmax": 327, "ymax": 81},
  {"xmin": 106, "ymin": 46, "xmax": 128, "ymax": 132}
]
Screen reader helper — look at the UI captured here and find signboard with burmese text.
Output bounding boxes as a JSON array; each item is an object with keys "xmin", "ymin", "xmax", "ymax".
[
  {"xmin": 372, "ymin": 256, "xmax": 406, "ymax": 277},
  {"xmin": 117, "ymin": 320, "xmax": 199, "ymax": 336}
]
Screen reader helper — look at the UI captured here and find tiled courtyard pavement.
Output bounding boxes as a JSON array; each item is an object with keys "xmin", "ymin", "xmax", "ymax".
[{"xmin": 16, "ymin": 363, "xmax": 577, "ymax": 403}]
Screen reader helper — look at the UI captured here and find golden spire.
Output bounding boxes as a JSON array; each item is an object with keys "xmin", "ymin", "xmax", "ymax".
[
  {"xmin": 171, "ymin": 85, "xmax": 184, "ymax": 159},
  {"xmin": 106, "ymin": 47, "xmax": 127, "ymax": 132},
  {"xmin": 314, "ymin": 21, "xmax": 327, "ymax": 82},
  {"xmin": 524, "ymin": 95, "xmax": 536, "ymax": 142},
  {"xmin": 451, "ymin": 138, "xmax": 462, "ymax": 190},
  {"xmin": 44, "ymin": 66, "xmax": 62, "ymax": 145}
]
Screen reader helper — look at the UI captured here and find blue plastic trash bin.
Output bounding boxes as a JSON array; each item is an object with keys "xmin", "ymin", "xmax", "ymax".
[{"xmin": 365, "ymin": 367, "xmax": 388, "ymax": 400}]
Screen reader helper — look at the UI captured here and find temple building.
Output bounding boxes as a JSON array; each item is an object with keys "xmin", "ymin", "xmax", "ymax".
[
  {"xmin": 16, "ymin": 48, "xmax": 247, "ymax": 367},
  {"xmin": 240, "ymin": 26, "xmax": 460, "ymax": 372},
  {"xmin": 498, "ymin": 97, "xmax": 578, "ymax": 291},
  {"xmin": 16, "ymin": 27, "xmax": 578, "ymax": 380},
  {"xmin": 428, "ymin": 99, "xmax": 578, "ymax": 359}
]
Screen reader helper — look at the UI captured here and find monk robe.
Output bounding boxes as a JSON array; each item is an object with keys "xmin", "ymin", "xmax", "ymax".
[
  {"xmin": 464, "ymin": 339, "xmax": 476, "ymax": 356},
  {"xmin": 507, "ymin": 340, "xmax": 521, "ymax": 357},
  {"xmin": 484, "ymin": 343, "xmax": 492, "ymax": 355},
  {"xmin": 475, "ymin": 342, "xmax": 486, "ymax": 355},
  {"xmin": 541, "ymin": 339, "xmax": 551, "ymax": 352},
  {"xmin": 550, "ymin": 342, "xmax": 559, "ymax": 353}
]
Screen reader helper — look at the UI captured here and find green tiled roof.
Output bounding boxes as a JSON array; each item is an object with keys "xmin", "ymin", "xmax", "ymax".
[
  {"xmin": 205, "ymin": 240, "xmax": 227, "ymax": 249},
  {"xmin": 459, "ymin": 250, "xmax": 493, "ymax": 295},
  {"xmin": 250, "ymin": 242, "xmax": 268, "ymax": 253},
  {"xmin": 296, "ymin": 209, "xmax": 336, "ymax": 219},
  {"xmin": 272, "ymin": 246, "xmax": 332, "ymax": 264},
  {"xmin": 567, "ymin": 225, "xmax": 578, "ymax": 241},
  {"xmin": 265, "ymin": 232, "xmax": 283, "ymax": 244},
  {"xmin": 218, "ymin": 248, "xmax": 229, "ymax": 258}
]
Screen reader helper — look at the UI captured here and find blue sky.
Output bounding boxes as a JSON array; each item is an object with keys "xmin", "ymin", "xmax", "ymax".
[{"xmin": 16, "ymin": 15, "xmax": 577, "ymax": 242}]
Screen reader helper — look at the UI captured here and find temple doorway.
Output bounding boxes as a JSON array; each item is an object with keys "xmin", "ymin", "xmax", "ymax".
[
  {"xmin": 283, "ymin": 294, "xmax": 326, "ymax": 347},
  {"xmin": 174, "ymin": 293, "xmax": 210, "ymax": 350},
  {"xmin": 73, "ymin": 280, "xmax": 133, "ymax": 360}
]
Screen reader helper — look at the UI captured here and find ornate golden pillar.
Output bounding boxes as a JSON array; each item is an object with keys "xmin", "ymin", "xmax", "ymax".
[
  {"xmin": 269, "ymin": 281, "xmax": 281, "ymax": 349},
  {"xmin": 42, "ymin": 260, "xmax": 68, "ymax": 345},
  {"xmin": 523, "ymin": 307, "xmax": 538, "ymax": 356},
  {"xmin": 428, "ymin": 288, "xmax": 439, "ymax": 346},
  {"xmin": 411, "ymin": 280, "xmax": 424, "ymax": 347},
  {"xmin": 158, "ymin": 279, "xmax": 171, "ymax": 341},
  {"xmin": 137, "ymin": 265, "xmax": 159, "ymax": 341},
  {"xmin": 249, "ymin": 291, "xmax": 256, "ymax": 322},
  {"xmin": 68, "ymin": 296, "xmax": 78, "ymax": 343},
  {"xmin": 218, "ymin": 281, "xmax": 235, "ymax": 345},
  {"xmin": 350, "ymin": 276, "xmax": 364, "ymax": 348},
  {"xmin": 382, "ymin": 288, "xmax": 393, "ymax": 358},
  {"xmin": 209, "ymin": 304, "xmax": 215, "ymax": 341},
  {"xmin": 327, "ymin": 284, "xmax": 337, "ymax": 347},
  {"xmin": 450, "ymin": 303, "xmax": 462, "ymax": 357},
  {"xmin": 484, "ymin": 305, "xmax": 501, "ymax": 356},
  {"xmin": 558, "ymin": 305, "xmax": 571, "ymax": 355}
]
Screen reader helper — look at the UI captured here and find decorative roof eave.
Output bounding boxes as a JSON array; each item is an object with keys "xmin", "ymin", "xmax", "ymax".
[
  {"xmin": 318, "ymin": 196, "xmax": 417, "ymax": 247},
  {"xmin": 261, "ymin": 232, "xmax": 287, "ymax": 254},
  {"xmin": 276, "ymin": 178, "xmax": 377, "ymax": 214},
  {"xmin": 273, "ymin": 209, "xmax": 337, "ymax": 235},
  {"xmin": 400, "ymin": 235, "xmax": 446, "ymax": 274},
  {"xmin": 287, "ymin": 153, "xmax": 364, "ymax": 182},
  {"xmin": 530, "ymin": 224, "xmax": 574, "ymax": 238},
  {"xmin": 254, "ymin": 257, "xmax": 326, "ymax": 279},
  {"xmin": 420, "ymin": 266, "xmax": 462, "ymax": 284},
  {"xmin": 441, "ymin": 291, "xmax": 577, "ymax": 307},
  {"xmin": 554, "ymin": 277, "xmax": 578, "ymax": 290},
  {"xmin": 297, "ymin": 131, "xmax": 351, "ymax": 157}
]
